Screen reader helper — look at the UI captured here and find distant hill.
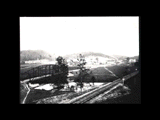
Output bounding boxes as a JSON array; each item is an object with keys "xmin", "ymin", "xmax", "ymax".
[
  {"xmin": 20, "ymin": 50, "xmax": 137, "ymax": 62},
  {"xmin": 129, "ymin": 56, "xmax": 139, "ymax": 60},
  {"xmin": 63, "ymin": 52, "xmax": 113, "ymax": 60},
  {"xmin": 110, "ymin": 55, "xmax": 139, "ymax": 60},
  {"xmin": 20, "ymin": 50, "xmax": 56, "ymax": 62},
  {"xmin": 110, "ymin": 55, "xmax": 128, "ymax": 60},
  {"xmin": 63, "ymin": 52, "xmax": 139, "ymax": 61}
]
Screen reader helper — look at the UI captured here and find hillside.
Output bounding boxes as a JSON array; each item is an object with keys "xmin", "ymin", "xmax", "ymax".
[
  {"xmin": 110, "ymin": 55, "xmax": 128, "ymax": 60},
  {"xmin": 129, "ymin": 56, "xmax": 139, "ymax": 60},
  {"xmin": 63, "ymin": 52, "xmax": 113, "ymax": 60},
  {"xmin": 20, "ymin": 50, "xmax": 56, "ymax": 62},
  {"xmin": 20, "ymin": 50, "xmax": 135, "ymax": 62}
]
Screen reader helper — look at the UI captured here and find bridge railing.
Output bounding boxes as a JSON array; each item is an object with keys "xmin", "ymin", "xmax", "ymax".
[{"xmin": 20, "ymin": 64, "xmax": 68, "ymax": 82}]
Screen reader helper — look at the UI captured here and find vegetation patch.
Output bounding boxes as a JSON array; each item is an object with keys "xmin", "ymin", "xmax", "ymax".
[{"xmin": 88, "ymin": 85, "xmax": 131, "ymax": 104}]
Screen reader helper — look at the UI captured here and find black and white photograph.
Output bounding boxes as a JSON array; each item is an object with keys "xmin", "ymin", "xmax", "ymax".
[{"xmin": 20, "ymin": 16, "xmax": 140, "ymax": 104}]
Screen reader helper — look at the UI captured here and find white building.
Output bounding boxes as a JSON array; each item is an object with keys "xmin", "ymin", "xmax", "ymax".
[
  {"xmin": 129, "ymin": 59, "xmax": 136, "ymax": 63},
  {"xmin": 25, "ymin": 59, "xmax": 50, "ymax": 64}
]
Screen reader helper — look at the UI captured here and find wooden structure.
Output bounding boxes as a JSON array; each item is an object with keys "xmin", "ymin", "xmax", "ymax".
[{"xmin": 20, "ymin": 64, "xmax": 68, "ymax": 84}]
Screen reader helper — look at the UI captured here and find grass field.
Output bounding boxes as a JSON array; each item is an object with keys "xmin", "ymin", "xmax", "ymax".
[
  {"xmin": 106, "ymin": 64, "xmax": 137, "ymax": 77},
  {"xmin": 85, "ymin": 64, "xmax": 137, "ymax": 82},
  {"xmin": 90, "ymin": 67, "xmax": 117, "ymax": 82}
]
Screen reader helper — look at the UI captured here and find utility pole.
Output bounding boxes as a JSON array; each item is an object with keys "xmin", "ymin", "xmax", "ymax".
[
  {"xmin": 77, "ymin": 54, "xmax": 86, "ymax": 93},
  {"xmin": 122, "ymin": 77, "xmax": 125, "ymax": 86}
]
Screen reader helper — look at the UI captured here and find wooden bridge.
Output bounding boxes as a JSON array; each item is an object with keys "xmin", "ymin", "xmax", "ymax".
[{"xmin": 20, "ymin": 64, "xmax": 68, "ymax": 84}]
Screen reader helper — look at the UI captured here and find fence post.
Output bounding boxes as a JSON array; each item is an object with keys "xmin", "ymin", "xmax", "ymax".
[
  {"xmin": 33, "ymin": 68, "xmax": 34, "ymax": 77},
  {"xmin": 38, "ymin": 66, "xmax": 39, "ymax": 76},
  {"xmin": 52, "ymin": 65, "xmax": 53, "ymax": 75},
  {"xmin": 45, "ymin": 65, "xmax": 47, "ymax": 77}
]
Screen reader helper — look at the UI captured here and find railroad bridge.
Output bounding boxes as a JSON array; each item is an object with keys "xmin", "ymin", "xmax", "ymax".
[{"xmin": 20, "ymin": 64, "xmax": 68, "ymax": 84}]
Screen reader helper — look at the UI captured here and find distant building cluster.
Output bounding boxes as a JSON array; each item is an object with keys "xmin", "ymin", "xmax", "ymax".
[
  {"xmin": 67, "ymin": 56, "xmax": 117, "ymax": 66},
  {"xmin": 66, "ymin": 56, "xmax": 138, "ymax": 66},
  {"xmin": 22, "ymin": 56, "xmax": 138, "ymax": 66},
  {"xmin": 122, "ymin": 58, "xmax": 138, "ymax": 64},
  {"xmin": 24, "ymin": 59, "xmax": 56, "ymax": 64},
  {"xmin": 129, "ymin": 59, "xmax": 137, "ymax": 63}
]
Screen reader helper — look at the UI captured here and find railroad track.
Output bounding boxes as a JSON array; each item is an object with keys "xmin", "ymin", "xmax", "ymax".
[{"xmin": 62, "ymin": 71, "xmax": 139, "ymax": 104}]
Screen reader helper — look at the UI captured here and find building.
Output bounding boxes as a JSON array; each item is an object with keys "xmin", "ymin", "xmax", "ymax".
[
  {"xmin": 129, "ymin": 59, "xmax": 136, "ymax": 63},
  {"xmin": 25, "ymin": 59, "xmax": 50, "ymax": 64}
]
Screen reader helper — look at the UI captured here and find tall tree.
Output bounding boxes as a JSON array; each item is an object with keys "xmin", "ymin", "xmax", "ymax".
[
  {"xmin": 56, "ymin": 56, "xmax": 64, "ymax": 65},
  {"xmin": 126, "ymin": 57, "xmax": 130, "ymax": 63},
  {"xmin": 55, "ymin": 56, "xmax": 68, "ymax": 89},
  {"xmin": 77, "ymin": 54, "xmax": 87, "ymax": 92},
  {"xmin": 96, "ymin": 57, "xmax": 99, "ymax": 63}
]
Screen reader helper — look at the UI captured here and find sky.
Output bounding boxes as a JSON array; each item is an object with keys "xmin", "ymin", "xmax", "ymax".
[{"xmin": 20, "ymin": 17, "xmax": 139, "ymax": 57}]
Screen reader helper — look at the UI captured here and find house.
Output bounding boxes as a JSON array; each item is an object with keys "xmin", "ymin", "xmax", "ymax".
[{"xmin": 129, "ymin": 59, "xmax": 136, "ymax": 63}]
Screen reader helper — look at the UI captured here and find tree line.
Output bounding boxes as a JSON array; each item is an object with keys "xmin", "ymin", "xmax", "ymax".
[{"xmin": 20, "ymin": 50, "xmax": 55, "ymax": 62}]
